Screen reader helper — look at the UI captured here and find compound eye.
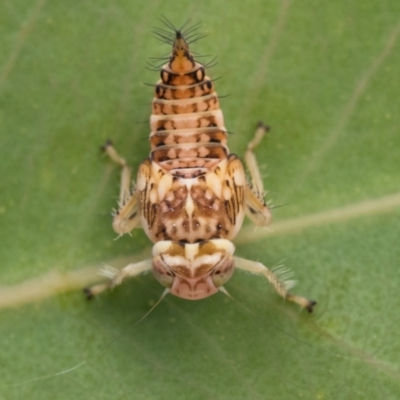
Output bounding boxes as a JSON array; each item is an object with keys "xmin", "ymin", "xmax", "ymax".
[
  {"xmin": 211, "ymin": 255, "xmax": 234, "ymax": 287},
  {"xmin": 152, "ymin": 255, "xmax": 175, "ymax": 288}
]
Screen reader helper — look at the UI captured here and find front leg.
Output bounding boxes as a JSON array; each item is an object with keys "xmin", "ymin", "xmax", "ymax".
[
  {"xmin": 234, "ymin": 256, "xmax": 317, "ymax": 312},
  {"xmin": 102, "ymin": 140, "xmax": 140, "ymax": 235},
  {"xmin": 84, "ymin": 259, "xmax": 153, "ymax": 299}
]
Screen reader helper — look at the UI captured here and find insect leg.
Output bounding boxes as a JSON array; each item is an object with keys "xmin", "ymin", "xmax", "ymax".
[
  {"xmin": 102, "ymin": 140, "xmax": 140, "ymax": 235},
  {"xmin": 84, "ymin": 259, "xmax": 153, "ymax": 299},
  {"xmin": 244, "ymin": 122, "xmax": 272, "ymax": 226},
  {"xmin": 234, "ymin": 256, "xmax": 317, "ymax": 312}
]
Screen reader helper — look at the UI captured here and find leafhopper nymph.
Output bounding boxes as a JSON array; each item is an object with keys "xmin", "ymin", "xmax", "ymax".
[{"xmin": 85, "ymin": 20, "xmax": 316, "ymax": 312}]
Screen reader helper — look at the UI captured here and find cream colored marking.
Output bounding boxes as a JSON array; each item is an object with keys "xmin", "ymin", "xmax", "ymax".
[
  {"xmin": 163, "ymin": 255, "xmax": 187, "ymax": 267},
  {"xmin": 206, "ymin": 172, "xmax": 223, "ymax": 197},
  {"xmin": 181, "ymin": 178, "xmax": 197, "ymax": 189},
  {"xmin": 152, "ymin": 241, "xmax": 174, "ymax": 256},
  {"xmin": 223, "ymin": 186, "xmax": 232, "ymax": 200},
  {"xmin": 136, "ymin": 170, "xmax": 148, "ymax": 191},
  {"xmin": 185, "ymin": 243, "xmax": 200, "ymax": 261},
  {"xmin": 162, "ymin": 62, "xmax": 204, "ymax": 75},
  {"xmin": 233, "ymin": 166, "xmax": 246, "ymax": 186},
  {"xmin": 213, "ymin": 239, "xmax": 235, "ymax": 254},
  {"xmin": 185, "ymin": 193, "xmax": 195, "ymax": 216},
  {"xmin": 193, "ymin": 253, "xmax": 222, "ymax": 268},
  {"xmin": 158, "ymin": 173, "xmax": 173, "ymax": 200},
  {"xmin": 150, "ymin": 126, "xmax": 226, "ymax": 137},
  {"xmin": 156, "ymin": 143, "xmax": 222, "ymax": 154},
  {"xmin": 147, "ymin": 186, "xmax": 157, "ymax": 204},
  {"xmin": 151, "ymin": 109, "xmax": 224, "ymax": 124}
]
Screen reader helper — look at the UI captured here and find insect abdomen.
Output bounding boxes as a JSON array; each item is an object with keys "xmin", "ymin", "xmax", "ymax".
[{"xmin": 150, "ymin": 42, "xmax": 229, "ymax": 178}]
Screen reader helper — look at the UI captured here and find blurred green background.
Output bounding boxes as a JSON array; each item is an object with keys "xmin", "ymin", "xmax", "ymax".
[{"xmin": 1, "ymin": 0, "xmax": 400, "ymax": 399}]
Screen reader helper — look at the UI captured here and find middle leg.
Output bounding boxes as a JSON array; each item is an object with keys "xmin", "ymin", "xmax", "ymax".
[
  {"xmin": 244, "ymin": 122, "xmax": 272, "ymax": 227},
  {"xmin": 102, "ymin": 140, "xmax": 140, "ymax": 235}
]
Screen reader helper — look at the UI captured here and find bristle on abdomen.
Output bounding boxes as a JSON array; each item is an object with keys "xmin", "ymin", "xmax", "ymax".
[{"xmin": 150, "ymin": 30, "xmax": 228, "ymax": 178}]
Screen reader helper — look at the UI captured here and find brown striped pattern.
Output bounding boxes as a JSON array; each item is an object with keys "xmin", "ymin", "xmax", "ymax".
[{"xmin": 149, "ymin": 33, "xmax": 229, "ymax": 178}]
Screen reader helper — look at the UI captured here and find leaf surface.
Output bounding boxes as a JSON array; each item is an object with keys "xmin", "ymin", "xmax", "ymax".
[{"xmin": 1, "ymin": 1, "xmax": 400, "ymax": 399}]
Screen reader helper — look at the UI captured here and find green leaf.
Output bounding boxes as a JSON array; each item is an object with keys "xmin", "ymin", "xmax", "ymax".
[{"xmin": 1, "ymin": 1, "xmax": 400, "ymax": 399}]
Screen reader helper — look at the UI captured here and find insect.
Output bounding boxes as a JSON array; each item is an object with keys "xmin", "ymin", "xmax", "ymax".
[{"xmin": 84, "ymin": 20, "xmax": 316, "ymax": 312}]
